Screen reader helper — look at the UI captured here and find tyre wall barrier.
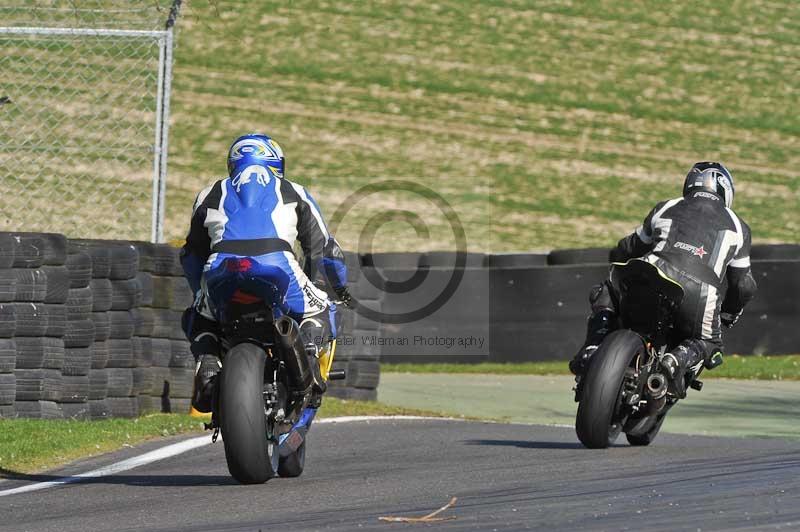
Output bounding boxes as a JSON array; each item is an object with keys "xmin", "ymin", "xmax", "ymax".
[
  {"xmin": 0, "ymin": 233, "xmax": 197, "ymax": 420},
  {"xmin": 0, "ymin": 238, "xmax": 379, "ymax": 418},
  {"xmin": 351, "ymin": 248, "xmax": 800, "ymax": 364},
  {"xmin": 319, "ymin": 252, "xmax": 382, "ymax": 401},
  {"xmin": 489, "ymin": 264, "xmax": 609, "ymax": 362},
  {"xmin": 488, "ymin": 259, "xmax": 800, "ymax": 361},
  {"xmin": 2, "ymin": 237, "xmax": 795, "ymax": 417},
  {"xmin": 375, "ymin": 267, "xmax": 490, "ymax": 364}
]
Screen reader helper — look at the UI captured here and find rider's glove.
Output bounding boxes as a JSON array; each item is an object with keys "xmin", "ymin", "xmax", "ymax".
[
  {"xmin": 335, "ymin": 286, "xmax": 353, "ymax": 308},
  {"xmin": 720, "ymin": 310, "xmax": 742, "ymax": 329}
]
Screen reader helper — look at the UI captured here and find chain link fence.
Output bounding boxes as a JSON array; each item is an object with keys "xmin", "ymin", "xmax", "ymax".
[{"xmin": 0, "ymin": 1, "xmax": 180, "ymax": 242}]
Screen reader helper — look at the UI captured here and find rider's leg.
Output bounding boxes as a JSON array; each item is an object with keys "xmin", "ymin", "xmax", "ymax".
[
  {"xmin": 252, "ymin": 251, "xmax": 336, "ymax": 399},
  {"xmin": 301, "ymin": 304, "xmax": 338, "ymax": 379},
  {"xmin": 182, "ymin": 300, "xmax": 222, "ymax": 413},
  {"xmin": 570, "ymin": 280, "xmax": 619, "ymax": 375},
  {"xmin": 661, "ymin": 276, "xmax": 724, "ymax": 398},
  {"xmin": 299, "ymin": 306, "xmax": 336, "ymax": 399}
]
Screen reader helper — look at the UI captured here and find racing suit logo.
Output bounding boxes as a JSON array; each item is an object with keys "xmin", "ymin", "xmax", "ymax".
[
  {"xmin": 674, "ymin": 241, "xmax": 707, "ymax": 259},
  {"xmin": 301, "ymin": 282, "xmax": 327, "ymax": 312}
]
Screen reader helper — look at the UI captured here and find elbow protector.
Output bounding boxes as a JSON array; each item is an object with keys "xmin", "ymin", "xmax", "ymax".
[
  {"xmin": 179, "ymin": 248, "xmax": 205, "ymax": 295},
  {"xmin": 721, "ymin": 268, "xmax": 757, "ymax": 314},
  {"xmin": 321, "ymin": 239, "xmax": 348, "ymax": 290}
]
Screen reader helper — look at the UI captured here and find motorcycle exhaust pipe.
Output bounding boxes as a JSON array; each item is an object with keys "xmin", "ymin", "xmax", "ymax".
[
  {"xmin": 649, "ymin": 395, "xmax": 667, "ymax": 413},
  {"xmin": 646, "ymin": 373, "xmax": 668, "ymax": 400},
  {"xmin": 275, "ymin": 315, "xmax": 313, "ymax": 392}
]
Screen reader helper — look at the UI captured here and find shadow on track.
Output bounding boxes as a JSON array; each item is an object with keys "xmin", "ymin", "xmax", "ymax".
[
  {"xmin": 0, "ymin": 468, "xmax": 237, "ymax": 487},
  {"xmin": 463, "ymin": 439, "xmax": 589, "ymax": 450}
]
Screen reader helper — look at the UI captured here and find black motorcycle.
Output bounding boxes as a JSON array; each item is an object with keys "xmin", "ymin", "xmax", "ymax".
[
  {"xmin": 202, "ymin": 257, "xmax": 344, "ymax": 483},
  {"xmin": 574, "ymin": 259, "xmax": 721, "ymax": 449}
]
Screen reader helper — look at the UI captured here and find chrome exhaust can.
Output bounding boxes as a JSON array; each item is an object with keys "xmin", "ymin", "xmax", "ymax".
[{"xmin": 646, "ymin": 372, "xmax": 668, "ymax": 400}]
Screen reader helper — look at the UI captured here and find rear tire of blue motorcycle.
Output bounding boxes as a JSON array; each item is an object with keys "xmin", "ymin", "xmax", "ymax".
[
  {"xmin": 278, "ymin": 440, "xmax": 306, "ymax": 477},
  {"xmin": 219, "ymin": 342, "xmax": 276, "ymax": 484},
  {"xmin": 575, "ymin": 329, "xmax": 644, "ymax": 449}
]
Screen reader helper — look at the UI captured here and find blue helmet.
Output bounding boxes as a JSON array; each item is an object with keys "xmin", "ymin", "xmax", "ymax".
[{"xmin": 227, "ymin": 133, "xmax": 285, "ymax": 178}]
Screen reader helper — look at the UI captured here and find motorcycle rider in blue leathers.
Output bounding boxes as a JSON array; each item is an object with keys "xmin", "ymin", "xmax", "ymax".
[{"xmin": 180, "ymin": 133, "xmax": 351, "ymax": 412}]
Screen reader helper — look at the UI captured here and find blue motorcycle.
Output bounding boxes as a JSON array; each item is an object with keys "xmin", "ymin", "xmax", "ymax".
[{"xmin": 203, "ymin": 256, "xmax": 343, "ymax": 484}]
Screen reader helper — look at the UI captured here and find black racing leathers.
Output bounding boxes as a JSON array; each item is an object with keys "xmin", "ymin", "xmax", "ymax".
[
  {"xmin": 577, "ymin": 192, "xmax": 757, "ymax": 373},
  {"xmin": 610, "ymin": 192, "xmax": 757, "ymax": 346}
]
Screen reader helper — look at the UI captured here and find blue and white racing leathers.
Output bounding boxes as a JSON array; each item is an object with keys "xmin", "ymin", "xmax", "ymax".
[{"xmin": 180, "ymin": 172, "xmax": 348, "ymax": 343}]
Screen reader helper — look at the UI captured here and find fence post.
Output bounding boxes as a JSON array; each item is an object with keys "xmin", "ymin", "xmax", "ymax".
[{"xmin": 153, "ymin": 0, "xmax": 182, "ymax": 243}]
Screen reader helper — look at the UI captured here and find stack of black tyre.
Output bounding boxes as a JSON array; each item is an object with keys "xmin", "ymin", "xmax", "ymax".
[
  {"xmin": 1, "ymin": 233, "xmax": 68, "ymax": 419},
  {"xmin": 133, "ymin": 243, "xmax": 194, "ymax": 414},
  {"xmin": 59, "ymin": 240, "xmax": 95, "ymax": 420},
  {"xmin": 106, "ymin": 242, "xmax": 141, "ymax": 418},
  {"xmin": 131, "ymin": 245, "xmax": 156, "ymax": 415},
  {"xmin": 0, "ymin": 233, "xmax": 384, "ymax": 418},
  {"xmin": 327, "ymin": 252, "xmax": 381, "ymax": 401},
  {"xmin": 0, "ymin": 234, "xmax": 18, "ymax": 418},
  {"xmin": 65, "ymin": 240, "xmax": 138, "ymax": 419},
  {"xmin": 67, "ymin": 242, "xmax": 110, "ymax": 420}
]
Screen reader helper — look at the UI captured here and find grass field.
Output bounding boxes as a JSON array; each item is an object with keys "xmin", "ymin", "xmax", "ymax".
[
  {"xmin": 3, "ymin": 2, "xmax": 797, "ymax": 247},
  {"xmin": 383, "ymin": 354, "xmax": 800, "ymax": 380},
  {"xmin": 0, "ymin": 398, "xmax": 440, "ymax": 474},
  {"xmin": 164, "ymin": 1, "xmax": 800, "ymax": 250}
]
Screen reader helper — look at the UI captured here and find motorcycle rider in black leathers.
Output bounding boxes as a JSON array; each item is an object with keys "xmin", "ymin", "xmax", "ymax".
[{"xmin": 569, "ymin": 162, "xmax": 758, "ymax": 397}]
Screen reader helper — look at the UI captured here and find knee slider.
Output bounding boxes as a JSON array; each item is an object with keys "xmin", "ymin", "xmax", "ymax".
[
  {"xmin": 589, "ymin": 282, "xmax": 615, "ymax": 313},
  {"xmin": 301, "ymin": 317, "xmax": 334, "ymax": 349},
  {"xmin": 586, "ymin": 308, "xmax": 616, "ymax": 345},
  {"xmin": 190, "ymin": 332, "xmax": 221, "ymax": 359}
]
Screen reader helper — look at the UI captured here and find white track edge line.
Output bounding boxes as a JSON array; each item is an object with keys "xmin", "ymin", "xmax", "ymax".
[
  {"xmin": 0, "ymin": 435, "xmax": 210, "ymax": 497},
  {"xmin": 0, "ymin": 415, "xmax": 456, "ymax": 497}
]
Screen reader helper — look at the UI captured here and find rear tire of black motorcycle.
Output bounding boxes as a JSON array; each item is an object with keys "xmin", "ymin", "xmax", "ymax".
[
  {"xmin": 278, "ymin": 440, "xmax": 306, "ymax": 478},
  {"xmin": 575, "ymin": 329, "xmax": 644, "ymax": 449},
  {"xmin": 219, "ymin": 342, "xmax": 275, "ymax": 484},
  {"xmin": 626, "ymin": 413, "xmax": 667, "ymax": 446}
]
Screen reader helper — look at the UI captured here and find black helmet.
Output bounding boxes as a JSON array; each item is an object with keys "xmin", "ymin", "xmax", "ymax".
[{"xmin": 683, "ymin": 161, "xmax": 735, "ymax": 208}]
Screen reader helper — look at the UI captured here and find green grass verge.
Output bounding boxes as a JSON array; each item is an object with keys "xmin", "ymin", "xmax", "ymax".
[
  {"xmin": 383, "ymin": 354, "xmax": 800, "ymax": 380},
  {"xmin": 0, "ymin": 398, "xmax": 441, "ymax": 474}
]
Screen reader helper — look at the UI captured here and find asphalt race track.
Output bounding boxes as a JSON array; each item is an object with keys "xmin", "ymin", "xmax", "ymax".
[{"xmin": 1, "ymin": 419, "xmax": 798, "ymax": 531}]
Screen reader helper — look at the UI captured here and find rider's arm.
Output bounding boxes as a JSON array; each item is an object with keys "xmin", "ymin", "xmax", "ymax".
[
  {"xmin": 609, "ymin": 201, "xmax": 664, "ymax": 262},
  {"xmin": 292, "ymin": 184, "xmax": 348, "ymax": 291},
  {"xmin": 721, "ymin": 221, "xmax": 757, "ymax": 321},
  {"xmin": 180, "ymin": 184, "xmax": 215, "ymax": 295}
]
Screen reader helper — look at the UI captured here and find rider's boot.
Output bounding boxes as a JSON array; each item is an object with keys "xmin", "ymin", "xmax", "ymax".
[
  {"xmin": 661, "ymin": 340, "xmax": 706, "ymax": 399},
  {"xmin": 309, "ymin": 341, "xmax": 337, "ymax": 408},
  {"xmin": 306, "ymin": 343, "xmax": 327, "ymax": 395},
  {"xmin": 660, "ymin": 352, "xmax": 685, "ymax": 399},
  {"xmin": 192, "ymin": 354, "xmax": 221, "ymax": 413},
  {"xmin": 307, "ymin": 355, "xmax": 326, "ymax": 408},
  {"xmin": 189, "ymin": 329, "xmax": 222, "ymax": 413},
  {"xmin": 570, "ymin": 308, "xmax": 616, "ymax": 376},
  {"xmin": 299, "ymin": 317, "xmax": 330, "ymax": 404}
]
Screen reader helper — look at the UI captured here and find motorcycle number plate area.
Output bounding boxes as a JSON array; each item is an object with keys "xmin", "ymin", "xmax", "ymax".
[{"xmin": 279, "ymin": 430, "xmax": 304, "ymax": 456}]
